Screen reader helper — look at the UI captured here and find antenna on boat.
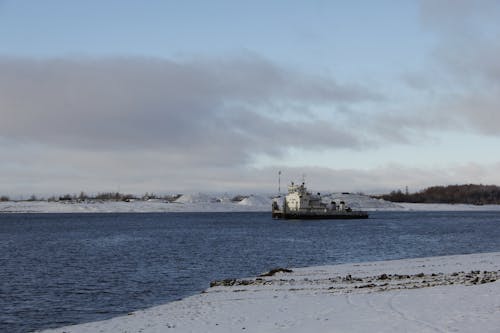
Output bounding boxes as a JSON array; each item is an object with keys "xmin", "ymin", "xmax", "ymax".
[
  {"xmin": 278, "ymin": 170, "xmax": 282, "ymax": 195},
  {"xmin": 301, "ymin": 173, "xmax": 306, "ymax": 184}
]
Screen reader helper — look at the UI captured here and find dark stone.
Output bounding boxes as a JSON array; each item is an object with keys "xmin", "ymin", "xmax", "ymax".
[
  {"xmin": 210, "ymin": 278, "xmax": 237, "ymax": 287},
  {"xmin": 259, "ymin": 267, "xmax": 293, "ymax": 277},
  {"xmin": 358, "ymin": 283, "xmax": 376, "ymax": 289},
  {"xmin": 239, "ymin": 280, "xmax": 253, "ymax": 286}
]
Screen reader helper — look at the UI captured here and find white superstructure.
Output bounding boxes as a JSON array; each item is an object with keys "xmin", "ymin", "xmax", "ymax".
[
  {"xmin": 283, "ymin": 182, "xmax": 327, "ymax": 213},
  {"xmin": 272, "ymin": 181, "xmax": 367, "ymax": 219}
]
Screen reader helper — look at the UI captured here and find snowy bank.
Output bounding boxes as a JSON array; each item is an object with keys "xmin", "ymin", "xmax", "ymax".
[
  {"xmin": 40, "ymin": 252, "xmax": 500, "ymax": 333},
  {"xmin": 3, "ymin": 193, "xmax": 500, "ymax": 213},
  {"xmin": 0, "ymin": 197, "xmax": 270, "ymax": 213}
]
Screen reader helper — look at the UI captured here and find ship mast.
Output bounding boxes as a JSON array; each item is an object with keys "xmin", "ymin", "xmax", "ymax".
[{"xmin": 278, "ymin": 170, "xmax": 281, "ymax": 195}]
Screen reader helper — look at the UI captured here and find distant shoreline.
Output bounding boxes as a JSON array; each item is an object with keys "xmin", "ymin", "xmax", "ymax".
[
  {"xmin": 2, "ymin": 199, "xmax": 500, "ymax": 214},
  {"xmin": 0, "ymin": 200, "xmax": 268, "ymax": 214}
]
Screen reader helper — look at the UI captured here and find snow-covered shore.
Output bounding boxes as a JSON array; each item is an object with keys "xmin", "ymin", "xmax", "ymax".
[
  {"xmin": 40, "ymin": 252, "xmax": 500, "ymax": 333},
  {"xmin": 0, "ymin": 194, "xmax": 270, "ymax": 213},
  {"xmin": 2, "ymin": 193, "xmax": 500, "ymax": 213}
]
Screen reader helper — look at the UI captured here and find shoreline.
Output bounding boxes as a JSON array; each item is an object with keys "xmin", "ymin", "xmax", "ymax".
[
  {"xmin": 40, "ymin": 252, "xmax": 500, "ymax": 332},
  {"xmin": 3, "ymin": 200, "xmax": 500, "ymax": 214}
]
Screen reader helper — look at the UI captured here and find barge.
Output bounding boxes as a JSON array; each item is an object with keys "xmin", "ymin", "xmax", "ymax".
[{"xmin": 272, "ymin": 181, "xmax": 368, "ymax": 220}]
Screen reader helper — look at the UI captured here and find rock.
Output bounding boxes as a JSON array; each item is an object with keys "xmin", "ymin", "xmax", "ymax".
[
  {"xmin": 259, "ymin": 267, "xmax": 293, "ymax": 277},
  {"xmin": 378, "ymin": 273, "xmax": 389, "ymax": 280},
  {"xmin": 358, "ymin": 283, "xmax": 376, "ymax": 289},
  {"xmin": 210, "ymin": 278, "xmax": 237, "ymax": 287},
  {"xmin": 239, "ymin": 279, "xmax": 253, "ymax": 286}
]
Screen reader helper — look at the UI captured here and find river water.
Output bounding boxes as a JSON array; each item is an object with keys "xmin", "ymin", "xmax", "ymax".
[{"xmin": 2, "ymin": 211, "xmax": 500, "ymax": 332}]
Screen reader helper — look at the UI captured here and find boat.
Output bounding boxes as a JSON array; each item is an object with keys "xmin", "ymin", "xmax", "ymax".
[{"xmin": 272, "ymin": 181, "xmax": 368, "ymax": 219}]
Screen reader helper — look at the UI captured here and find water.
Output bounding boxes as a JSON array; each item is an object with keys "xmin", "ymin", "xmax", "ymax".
[{"xmin": 2, "ymin": 211, "xmax": 500, "ymax": 332}]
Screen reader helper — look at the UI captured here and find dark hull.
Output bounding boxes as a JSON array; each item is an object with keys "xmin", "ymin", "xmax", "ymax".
[{"xmin": 272, "ymin": 211, "xmax": 369, "ymax": 220}]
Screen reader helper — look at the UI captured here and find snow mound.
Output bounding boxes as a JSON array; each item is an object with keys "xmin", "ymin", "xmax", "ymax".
[
  {"xmin": 174, "ymin": 193, "xmax": 221, "ymax": 204},
  {"xmin": 323, "ymin": 193, "xmax": 402, "ymax": 210},
  {"xmin": 238, "ymin": 195, "xmax": 271, "ymax": 207}
]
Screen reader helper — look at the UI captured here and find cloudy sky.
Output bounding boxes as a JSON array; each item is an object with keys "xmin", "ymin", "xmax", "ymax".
[{"xmin": 1, "ymin": 0, "xmax": 500, "ymax": 197}]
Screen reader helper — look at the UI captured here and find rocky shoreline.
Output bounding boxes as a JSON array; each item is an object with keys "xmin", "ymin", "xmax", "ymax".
[{"xmin": 210, "ymin": 268, "xmax": 499, "ymax": 294}]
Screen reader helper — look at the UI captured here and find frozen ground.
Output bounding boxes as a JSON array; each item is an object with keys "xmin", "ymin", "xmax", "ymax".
[
  {"xmin": 40, "ymin": 252, "xmax": 500, "ymax": 333},
  {"xmin": 2, "ymin": 193, "xmax": 500, "ymax": 213},
  {"xmin": 0, "ymin": 194, "xmax": 269, "ymax": 213}
]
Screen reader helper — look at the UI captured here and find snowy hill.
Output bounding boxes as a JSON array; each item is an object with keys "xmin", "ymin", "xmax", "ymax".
[
  {"xmin": 322, "ymin": 193, "xmax": 402, "ymax": 210},
  {"xmin": 237, "ymin": 195, "xmax": 271, "ymax": 206}
]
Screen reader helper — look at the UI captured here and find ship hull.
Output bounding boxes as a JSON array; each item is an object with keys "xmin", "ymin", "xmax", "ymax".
[{"xmin": 272, "ymin": 211, "xmax": 369, "ymax": 220}]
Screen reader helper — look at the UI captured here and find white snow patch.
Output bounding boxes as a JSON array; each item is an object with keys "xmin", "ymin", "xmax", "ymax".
[
  {"xmin": 238, "ymin": 195, "xmax": 271, "ymax": 206},
  {"xmin": 323, "ymin": 192, "xmax": 403, "ymax": 210},
  {"xmin": 174, "ymin": 193, "xmax": 219, "ymax": 204}
]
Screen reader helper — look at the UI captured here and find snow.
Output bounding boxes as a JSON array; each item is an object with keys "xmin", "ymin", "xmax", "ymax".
[
  {"xmin": 237, "ymin": 195, "xmax": 270, "ymax": 206},
  {"xmin": 39, "ymin": 252, "xmax": 500, "ymax": 333},
  {"xmin": 2, "ymin": 193, "xmax": 500, "ymax": 213},
  {"xmin": 0, "ymin": 197, "xmax": 268, "ymax": 213},
  {"xmin": 324, "ymin": 192, "xmax": 403, "ymax": 210},
  {"xmin": 174, "ymin": 193, "xmax": 220, "ymax": 204},
  {"xmin": 394, "ymin": 202, "xmax": 500, "ymax": 211}
]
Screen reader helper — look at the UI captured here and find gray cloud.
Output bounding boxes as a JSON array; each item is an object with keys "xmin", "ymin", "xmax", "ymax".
[
  {"xmin": 409, "ymin": 0, "xmax": 500, "ymax": 136},
  {"xmin": 377, "ymin": 1, "xmax": 500, "ymax": 141},
  {"xmin": 0, "ymin": 55, "xmax": 379, "ymax": 168}
]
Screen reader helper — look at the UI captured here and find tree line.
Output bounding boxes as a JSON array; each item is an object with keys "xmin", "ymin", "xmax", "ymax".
[
  {"xmin": 0, "ymin": 192, "xmax": 250, "ymax": 203},
  {"xmin": 0, "ymin": 192, "xmax": 183, "ymax": 203},
  {"xmin": 375, "ymin": 184, "xmax": 500, "ymax": 204}
]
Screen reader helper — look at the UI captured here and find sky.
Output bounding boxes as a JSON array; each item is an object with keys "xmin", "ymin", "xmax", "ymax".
[{"xmin": 1, "ymin": 0, "xmax": 500, "ymax": 197}]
